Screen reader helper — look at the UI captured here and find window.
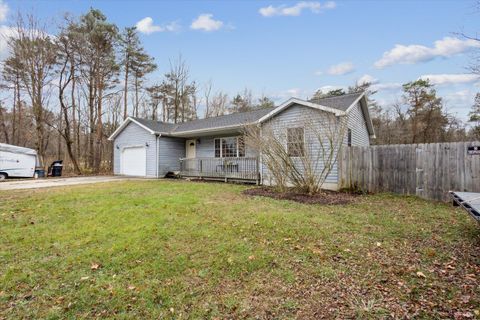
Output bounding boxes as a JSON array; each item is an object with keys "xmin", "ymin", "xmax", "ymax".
[
  {"xmin": 347, "ymin": 128, "xmax": 352, "ymax": 147},
  {"xmin": 287, "ymin": 127, "xmax": 304, "ymax": 157},
  {"xmin": 215, "ymin": 139, "xmax": 221, "ymax": 157},
  {"xmin": 214, "ymin": 136, "xmax": 245, "ymax": 158}
]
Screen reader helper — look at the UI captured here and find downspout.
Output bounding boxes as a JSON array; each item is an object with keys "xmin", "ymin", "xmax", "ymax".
[
  {"xmin": 155, "ymin": 134, "xmax": 160, "ymax": 178},
  {"xmin": 258, "ymin": 123, "xmax": 263, "ymax": 186}
]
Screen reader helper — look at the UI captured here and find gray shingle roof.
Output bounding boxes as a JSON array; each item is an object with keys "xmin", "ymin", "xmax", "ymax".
[
  {"xmin": 131, "ymin": 117, "xmax": 177, "ymax": 133},
  {"xmin": 132, "ymin": 107, "xmax": 274, "ymax": 134},
  {"xmin": 309, "ymin": 92, "xmax": 363, "ymax": 111},
  {"xmin": 174, "ymin": 107, "xmax": 274, "ymax": 132},
  {"xmin": 129, "ymin": 94, "xmax": 362, "ymax": 136}
]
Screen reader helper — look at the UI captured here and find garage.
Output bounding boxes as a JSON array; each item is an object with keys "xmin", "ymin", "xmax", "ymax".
[{"xmin": 121, "ymin": 146, "xmax": 146, "ymax": 176}]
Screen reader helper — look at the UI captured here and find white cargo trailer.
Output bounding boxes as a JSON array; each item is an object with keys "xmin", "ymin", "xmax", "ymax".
[{"xmin": 0, "ymin": 143, "xmax": 38, "ymax": 180}]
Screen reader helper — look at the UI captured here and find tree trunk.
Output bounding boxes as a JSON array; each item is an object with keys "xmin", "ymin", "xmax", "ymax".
[
  {"xmin": 88, "ymin": 66, "xmax": 96, "ymax": 169},
  {"xmin": 94, "ymin": 75, "xmax": 104, "ymax": 173},
  {"xmin": 134, "ymin": 75, "xmax": 139, "ymax": 117},
  {"xmin": 57, "ymin": 113, "xmax": 62, "ymax": 159},
  {"xmin": 70, "ymin": 56, "xmax": 77, "ymax": 160},
  {"xmin": 123, "ymin": 56, "xmax": 129, "ymax": 119},
  {"xmin": 0, "ymin": 104, "xmax": 10, "ymax": 144},
  {"xmin": 16, "ymin": 78, "xmax": 21, "ymax": 146},
  {"xmin": 12, "ymin": 83, "xmax": 16, "ymax": 145}
]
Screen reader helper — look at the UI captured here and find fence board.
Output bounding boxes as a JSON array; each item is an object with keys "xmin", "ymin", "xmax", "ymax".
[{"xmin": 339, "ymin": 141, "xmax": 480, "ymax": 201}]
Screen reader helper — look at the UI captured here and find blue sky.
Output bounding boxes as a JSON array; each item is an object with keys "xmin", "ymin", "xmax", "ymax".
[{"xmin": 3, "ymin": 0, "xmax": 480, "ymax": 120}]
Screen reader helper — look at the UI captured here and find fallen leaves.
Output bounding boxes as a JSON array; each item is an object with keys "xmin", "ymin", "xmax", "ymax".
[
  {"xmin": 416, "ymin": 271, "xmax": 426, "ymax": 278},
  {"xmin": 90, "ymin": 263, "xmax": 101, "ymax": 271}
]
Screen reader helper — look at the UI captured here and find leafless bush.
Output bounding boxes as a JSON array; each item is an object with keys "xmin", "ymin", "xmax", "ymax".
[{"xmin": 245, "ymin": 112, "xmax": 347, "ymax": 194}]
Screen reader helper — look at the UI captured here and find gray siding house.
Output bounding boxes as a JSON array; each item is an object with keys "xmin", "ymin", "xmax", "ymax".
[{"xmin": 108, "ymin": 92, "xmax": 375, "ymax": 190}]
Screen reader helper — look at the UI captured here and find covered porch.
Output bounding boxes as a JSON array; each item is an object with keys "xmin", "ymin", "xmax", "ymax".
[{"xmin": 175, "ymin": 128, "xmax": 260, "ymax": 183}]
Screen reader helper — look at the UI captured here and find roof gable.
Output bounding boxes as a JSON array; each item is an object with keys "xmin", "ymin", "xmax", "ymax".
[
  {"xmin": 257, "ymin": 97, "xmax": 347, "ymax": 124},
  {"xmin": 108, "ymin": 117, "xmax": 157, "ymax": 140}
]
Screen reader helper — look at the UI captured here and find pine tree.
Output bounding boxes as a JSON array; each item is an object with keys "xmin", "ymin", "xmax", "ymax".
[{"xmin": 469, "ymin": 93, "xmax": 480, "ymax": 139}]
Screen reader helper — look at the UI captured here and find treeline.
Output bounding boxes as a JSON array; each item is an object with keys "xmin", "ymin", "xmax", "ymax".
[
  {"xmin": 0, "ymin": 9, "xmax": 274, "ymax": 174},
  {"xmin": 313, "ymin": 80, "xmax": 480, "ymax": 145}
]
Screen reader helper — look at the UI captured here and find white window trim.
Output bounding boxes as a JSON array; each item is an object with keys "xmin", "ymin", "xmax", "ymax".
[
  {"xmin": 214, "ymin": 136, "xmax": 245, "ymax": 158},
  {"xmin": 286, "ymin": 127, "xmax": 305, "ymax": 157}
]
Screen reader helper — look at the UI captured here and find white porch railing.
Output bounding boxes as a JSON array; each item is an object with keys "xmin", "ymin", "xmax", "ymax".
[{"xmin": 179, "ymin": 157, "xmax": 259, "ymax": 182}]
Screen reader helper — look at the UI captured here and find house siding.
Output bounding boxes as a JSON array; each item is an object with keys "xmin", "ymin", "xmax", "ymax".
[
  {"xmin": 113, "ymin": 121, "xmax": 157, "ymax": 177},
  {"xmin": 260, "ymin": 104, "xmax": 340, "ymax": 189},
  {"xmin": 347, "ymin": 102, "xmax": 370, "ymax": 146},
  {"xmin": 158, "ymin": 136, "xmax": 185, "ymax": 176}
]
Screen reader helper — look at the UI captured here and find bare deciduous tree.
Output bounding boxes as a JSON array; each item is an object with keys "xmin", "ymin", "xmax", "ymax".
[
  {"xmin": 7, "ymin": 14, "xmax": 57, "ymax": 164},
  {"xmin": 206, "ymin": 91, "xmax": 228, "ymax": 118}
]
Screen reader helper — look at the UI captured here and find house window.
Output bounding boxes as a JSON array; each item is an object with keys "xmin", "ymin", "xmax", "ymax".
[
  {"xmin": 347, "ymin": 128, "xmax": 352, "ymax": 147},
  {"xmin": 287, "ymin": 127, "xmax": 304, "ymax": 157},
  {"xmin": 214, "ymin": 136, "xmax": 245, "ymax": 158}
]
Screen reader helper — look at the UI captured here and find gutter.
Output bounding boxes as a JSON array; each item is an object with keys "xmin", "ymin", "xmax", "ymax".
[{"xmin": 158, "ymin": 124, "xmax": 252, "ymax": 138}]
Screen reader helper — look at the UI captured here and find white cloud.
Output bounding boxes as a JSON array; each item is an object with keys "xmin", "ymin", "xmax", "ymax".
[
  {"xmin": 0, "ymin": 25, "xmax": 17, "ymax": 60},
  {"xmin": 445, "ymin": 89, "xmax": 472, "ymax": 103},
  {"xmin": 286, "ymin": 88, "xmax": 302, "ymax": 96},
  {"xmin": 190, "ymin": 14, "xmax": 223, "ymax": 31},
  {"xmin": 372, "ymin": 82, "xmax": 402, "ymax": 91},
  {"xmin": 327, "ymin": 62, "xmax": 355, "ymax": 75},
  {"xmin": 374, "ymin": 37, "xmax": 480, "ymax": 68},
  {"xmin": 0, "ymin": 0, "xmax": 8, "ymax": 23},
  {"xmin": 270, "ymin": 88, "xmax": 310, "ymax": 101},
  {"xmin": 443, "ymin": 89, "xmax": 477, "ymax": 119},
  {"xmin": 317, "ymin": 85, "xmax": 342, "ymax": 92},
  {"xmin": 356, "ymin": 75, "xmax": 402, "ymax": 92},
  {"xmin": 135, "ymin": 17, "xmax": 179, "ymax": 34},
  {"xmin": 259, "ymin": 1, "xmax": 335, "ymax": 17},
  {"xmin": 357, "ymin": 74, "xmax": 378, "ymax": 86},
  {"xmin": 418, "ymin": 73, "xmax": 480, "ymax": 86}
]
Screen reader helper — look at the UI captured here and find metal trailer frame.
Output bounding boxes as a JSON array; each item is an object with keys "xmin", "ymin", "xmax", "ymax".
[{"xmin": 450, "ymin": 191, "xmax": 480, "ymax": 223}]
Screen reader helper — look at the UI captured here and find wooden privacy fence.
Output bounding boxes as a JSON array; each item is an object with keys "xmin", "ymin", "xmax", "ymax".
[{"xmin": 338, "ymin": 141, "xmax": 480, "ymax": 201}]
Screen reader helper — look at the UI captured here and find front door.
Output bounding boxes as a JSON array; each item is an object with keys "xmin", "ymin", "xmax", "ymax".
[
  {"xmin": 185, "ymin": 140, "xmax": 197, "ymax": 172},
  {"xmin": 186, "ymin": 139, "xmax": 196, "ymax": 159}
]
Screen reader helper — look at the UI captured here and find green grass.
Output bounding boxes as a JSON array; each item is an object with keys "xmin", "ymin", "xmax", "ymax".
[{"xmin": 0, "ymin": 180, "xmax": 479, "ymax": 319}]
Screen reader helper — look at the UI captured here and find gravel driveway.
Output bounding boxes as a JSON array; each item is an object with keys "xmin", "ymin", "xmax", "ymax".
[{"xmin": 0, "ymin": 176, "xmax": 132, "ymax": 191}]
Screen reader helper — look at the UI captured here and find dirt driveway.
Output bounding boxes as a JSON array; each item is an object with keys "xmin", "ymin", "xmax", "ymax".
[{"xmin": 0, "ymin": 176, "xmax": 132, "ymax": 191}]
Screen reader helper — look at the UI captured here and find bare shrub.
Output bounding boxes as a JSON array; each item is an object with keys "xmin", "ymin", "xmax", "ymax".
[{"xmin": 245, "ymin": 112, "xmax": 347, "ymax": 194}]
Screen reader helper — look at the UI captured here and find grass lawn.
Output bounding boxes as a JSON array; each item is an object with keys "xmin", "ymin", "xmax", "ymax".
[{"xmin": 1, "ymin": 180, "xmax": 479, "ymax": 319}]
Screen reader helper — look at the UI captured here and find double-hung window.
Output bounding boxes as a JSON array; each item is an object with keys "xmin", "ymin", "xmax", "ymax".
[
  {"xmin": 214, "ymin": 136, "xmax": 245, "ymax": 158},
  {"xmin": 287, "ymin": 127, "xmax": 304, "ymax": 157}
]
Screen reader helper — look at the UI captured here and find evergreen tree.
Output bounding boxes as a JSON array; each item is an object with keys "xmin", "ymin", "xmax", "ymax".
[
  {"xmin": 469, "ymin": 93, "xmax": 480, "ymax": 139},
  {"xmin": 402, "ymin": 79, "xmax": 448, "ymax": 143},
  {"xmin": 312, "ymin": 88, "xmax": 346, "ymax": 99},
  {"xmin": 256, "ymin": 96, "xmax": 275, "ymax": 109}
]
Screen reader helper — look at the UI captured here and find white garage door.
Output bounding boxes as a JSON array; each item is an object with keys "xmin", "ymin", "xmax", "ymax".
[{"xmin": 121, "ymin": 146, "xmax": 147, "ymax": 176}]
